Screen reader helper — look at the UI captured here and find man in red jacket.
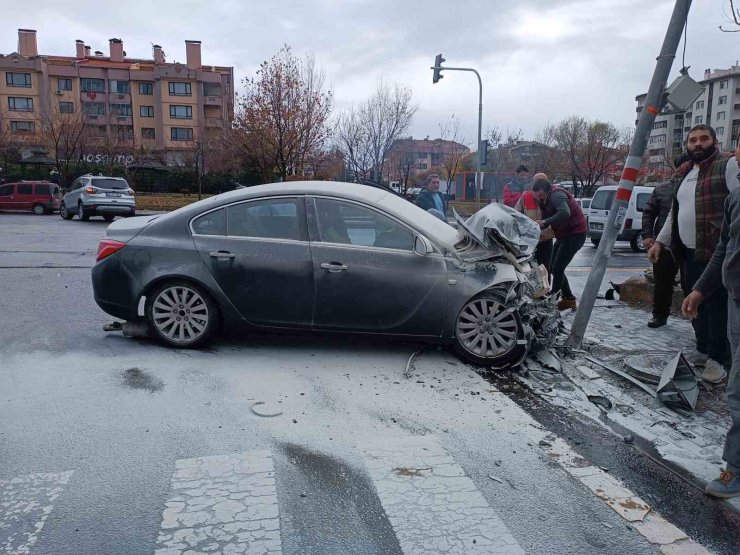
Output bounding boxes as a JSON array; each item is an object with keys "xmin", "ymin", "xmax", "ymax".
[{"xmin": 503, "ymin": 165, "xmax": 529, "ymax": 207}]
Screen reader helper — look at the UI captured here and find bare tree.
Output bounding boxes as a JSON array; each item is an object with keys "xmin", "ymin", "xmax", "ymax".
[
  {"xmin": 547, "ymin": 116, "xmax": 628, "ymax": 197},
  {"xmin": 232, "ymin": 44, "xmax": 333, "ymax": 182},
  {"xmin": 386, "ymin": 138, "xmax": 417, "ymax": 192},
  {"xmin": 720, "ymin": 0, "xmax": 740, "ymax": 31},
  {"xmin": 39, "ymin": 111, "xmax": 90, "ymax": 188},
  {"xmin": 335, "ymin": 109, "xmax": 373, "ymax": 181},
  {"xmin": 527, "ymin": 126, "xmax": 564, "ymax": 177},
  {"xmin": 436, "ymin": 115, "xmax": 470, "ymax": 195},
  {"xmin": 483, "ymin": 126, "xmax": 523, "ymax": 175}
]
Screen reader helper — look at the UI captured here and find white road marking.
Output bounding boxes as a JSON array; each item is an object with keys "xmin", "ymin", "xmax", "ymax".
[
  {"xmin": 0, "ymin": 470, "xmax": 74, "ymax": 555},
  {"xmin": 155, "ymin": 451, "xmax": 281, "ymax": 555},
  {"xmin": 361, "ymin": 436, "xmax": 524, "ymax": 555}
]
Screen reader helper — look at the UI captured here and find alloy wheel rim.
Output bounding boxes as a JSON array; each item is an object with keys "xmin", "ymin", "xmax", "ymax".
[
  {"xmin": 152, "ymin": 286, "xmax": 208, "ymax": 344},
  {"xmin": 60, "ymin": 205, "xmax": 67, "ymax": 217},
  {"xmin": 637, "ymin": 234, "xmax": 645, "ymax": 251},
  {"xmin": 456, "ymin": 298, "xmax": 518, "ymax": 358}
]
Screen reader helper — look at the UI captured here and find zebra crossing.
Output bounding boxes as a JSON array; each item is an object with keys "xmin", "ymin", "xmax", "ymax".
[{"xmin": 1, "ymin": 437, "xmax": 525, "ymax": 555}]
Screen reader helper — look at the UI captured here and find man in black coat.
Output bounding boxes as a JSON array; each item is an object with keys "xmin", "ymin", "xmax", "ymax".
[{"xmin": 415, "ymin": 174, "xmax": 447, "ymax": 215}]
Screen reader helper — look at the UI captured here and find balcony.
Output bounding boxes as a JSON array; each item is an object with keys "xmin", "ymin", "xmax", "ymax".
[
  {"xmin": 205, "ymin": 117, "xmax": 223, "ymax": 128},
  {"xmin": 204, "ymin": 95, "xmax": 222, "ymax": 106},
  {"xmin": 108, "ymin": 92, "xmax": 131, "ymax": 104},
  {"xmin": 112, "ymin": 115, "xmax": 133, "ymax": 126},
  {"xmin": 84, "ymin": 114, "xmax": 110, "ymax": 124}
]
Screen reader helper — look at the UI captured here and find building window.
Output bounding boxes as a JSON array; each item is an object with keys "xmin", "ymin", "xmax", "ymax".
[
  {"xmin": 6, "ymin": 72, "xmax": 32, "ymax": 87},
  {"xmin": 80, "ymin": 78, "xmax": 105, "ymax": 93},
  {"xmin": 109, "ymin": 80, "xmax": 130, "ymax": 94},
  {"xmin": 8, "ymin": 97, "xmax": 33, "ymax": 111},
  {"xmin": 203, "ymin": 82, "xmax": 221, "ymax": 96},
  {"xmin": 138, "ymin": 82, "xmax": 154, "ymax": 95},
  {"xmin": 720, "ymin": 80, "xmax": 728, "ymax": 89},
  {"xmin": 171, "ymin": 127, "xmax": 193, "ymax": 141},
  {"xmin": 91, "ymin": 125, "xmax": 107, "ymax": 137},
  {"xmin": 11, "ymin": 121, "xmax": 35, "ymax": 133},
  {"xmin": 140, "ymin": 105, "xmax": 154, "ymax": 117},
  {"xmin": 719, "ymin": 95, "xmax": 728, "ymax": 105},
  {"xmin": 717, "ymin": 127, "xmax": 725, "ymax": 136},
  {"xmin": 716, "ymin": 111, "xmax": 726, "ymax": 121},
  {"xmin": 169, "ymin": 105, "xmax": 193, "ymax": 119},
  {"xmin": 141, "ymin": 127, "xmax": 156, "ymax": 139},
  {"xmin": 168, "ymin": 82, "xmax": 192, "ymax": 96},
  {"xmin": 694, "ymin": 116, "xmax": 703, "ymax": 124},
  {"xmin": 648, "ymin": 134, "xmax": 666, "ymax": 145},
  {"xmin": 59, "ymin": 101, "xmax": 74, "ymax": 114},
  {"xmin": 695, "ymin": 100, "xmax": 705, "ymax": 110},
  {"xmin": 58, "ymin": 78, "xmax": 72, "ymax": 91},
  {"xmin": 718, "ymin": 142, "xmax": 723, "ymax": 150},
  {"xmin": 653, "ymin": 121, "xmax": 667, "ymax": 129},
  {"xmin": 83, "ymin": 102, "xmax": 106, "ymax": 115},
  {"xmin": 111, "ymin": 104, "xmax": 132, "ymax": 116},
  {"xmin": 115, "ymin": 126, "xmax": 134, "ymax": 141}
]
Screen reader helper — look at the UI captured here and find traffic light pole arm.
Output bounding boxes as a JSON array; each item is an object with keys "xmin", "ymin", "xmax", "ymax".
[{"xmin": 431, "ymin": 65, "xmax": 483, "ymax": 211}]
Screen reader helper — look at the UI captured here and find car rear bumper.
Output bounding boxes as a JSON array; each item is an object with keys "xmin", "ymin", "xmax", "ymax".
[
  {"xmin": 86, "ymin": 203, "xmax": 135, "ymax": 215},
  {"xmin": 92, "ymin": 253, "xmax": 143, "ymax": 321}
]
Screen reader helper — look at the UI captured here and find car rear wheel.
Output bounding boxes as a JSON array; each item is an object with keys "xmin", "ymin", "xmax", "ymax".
[
  {"xmin": 590, "ymin": 237, "xmax": 600, "ymax": 247},
  {"xmin": 146, "ymin": 281, "xmax": 218, "ymax": 348},
  {"xmin": 32, "ymin": 203, "xmax": 46, "ymax": 215},
  {"xmin": 630, "ymin": 232, "xmax": 646, "ymax": 253},
  {"xmin": 453, "ymin": 291, "xmax": 524, "ymax": 368},
  {"xmin": 78, "ymin": 202, "xmax": 89, "ymax": 221},
  {"xmin": 60, "ymin": 203, "xmax": 73, "ymax": 220}
]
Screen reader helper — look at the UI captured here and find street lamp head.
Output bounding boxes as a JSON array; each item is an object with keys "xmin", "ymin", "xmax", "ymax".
[{"xmin": 432, "ymin": 53, "xmax": 445, "ymax": 84}]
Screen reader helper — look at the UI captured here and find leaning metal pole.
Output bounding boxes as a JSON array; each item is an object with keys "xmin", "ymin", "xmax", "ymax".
[{"xmin": 566, "ymin": 0, "xmax": 692, "ymax": 348}]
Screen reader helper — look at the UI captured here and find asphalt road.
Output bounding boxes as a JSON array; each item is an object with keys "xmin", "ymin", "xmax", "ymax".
[{"xmin": 0, "ymin": 213, "xmax": 734, "ymax": 555}]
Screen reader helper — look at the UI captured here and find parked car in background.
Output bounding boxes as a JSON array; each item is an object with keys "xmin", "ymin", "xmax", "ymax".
[
  {"xmin": 575, "ymin": 198, "xmax": 592, "ymax": 223},
  {"xmin": 0, "ymin": 181, "xmax": 61, "ymax": 214},
  {"xmin": 405, "ymin": 187, "xmax": 423, "ymax": 202},
  {"xmin": 92, "ymin": 181, "xmax": 558, "ymax": 368},
  {"xmin": 587, "ymin": 185, "xmax": 653, "ymax": 252},
  {"xmin": 60, "ymin": 175, "xmax": 135, "ymax": 222}
]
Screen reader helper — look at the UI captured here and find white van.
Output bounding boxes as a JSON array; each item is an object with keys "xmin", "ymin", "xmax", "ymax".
[{"xmin": 587, "ymin": 185, "xmax": 654, "ymax": 252}]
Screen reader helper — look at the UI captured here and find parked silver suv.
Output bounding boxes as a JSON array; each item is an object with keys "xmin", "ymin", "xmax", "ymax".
[{"xmin": 60, "ymin": 175, "xmax": 135, "ymax": 221}]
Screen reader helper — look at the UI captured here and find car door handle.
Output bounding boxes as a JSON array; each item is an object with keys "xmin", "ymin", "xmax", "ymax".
[
  {"xmin": 209, "ymin": 251, "xmax": 235, "ymax": 259},
  {"xmin": 320, "ymin": 262, "xmax": 348, "ymax": 272}
]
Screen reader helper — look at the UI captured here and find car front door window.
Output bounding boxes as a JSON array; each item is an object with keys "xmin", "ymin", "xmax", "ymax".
[{"xmin": 314, "ymin": 198, "xmax": 414, "ymax": 251}]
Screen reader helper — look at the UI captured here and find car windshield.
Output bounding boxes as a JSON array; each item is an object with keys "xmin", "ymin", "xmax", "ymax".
[
  {"xmin": 591, "ymin": 190, "xmax": 615, "ymax": 211},
  {"xmin": 92, "ymin": 179, "xmax": 130, "ymax": 190}
]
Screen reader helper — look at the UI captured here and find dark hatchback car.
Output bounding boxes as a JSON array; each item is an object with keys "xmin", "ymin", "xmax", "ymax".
[
  {"xmin": 92, "ymin": 181, "xmax": 555, "ymax": 367},
  {"xmin": 0, "ymin": 181, "xmax": 61, "ymax": 214}
]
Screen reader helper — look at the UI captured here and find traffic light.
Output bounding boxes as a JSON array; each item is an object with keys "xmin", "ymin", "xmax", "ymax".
[{"xmin": 432, "ymin": 54, "xmax": 445, "ymax": 84}]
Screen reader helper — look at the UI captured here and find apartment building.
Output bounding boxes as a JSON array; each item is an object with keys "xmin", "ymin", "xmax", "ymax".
[
  {"xmin": 636, "ymin": 65, "xmax": 740, "ymax": 173},
  {"xmin": 385, "ymin": 137, "xmax": 470, "ymax": 180},
  {"xmin": 0, "ymin": 29, "xmax": 234, "ymax": 165}
]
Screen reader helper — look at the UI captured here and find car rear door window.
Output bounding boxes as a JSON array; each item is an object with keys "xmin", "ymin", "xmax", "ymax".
[
  {"xmin": 591, "ymin": 190, "xmax": 615, "ymax": 211},
  {"xmin": 227, "ymin": 198, "xmax": 304, "ymax": 240},
  {"xmin": 314, "ymin": 198, "xmax": 414, "ymax": 251},
  {"xmin": 192, "ymin": 208, "xmax": 226, "ymax": 236},
  {"xmin": 35, "ymin": 184, "xmax": 49, "ymax": 195}
]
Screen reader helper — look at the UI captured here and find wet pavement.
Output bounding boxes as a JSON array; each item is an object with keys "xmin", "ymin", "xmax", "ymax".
[{"xmin": 1, "ymin": 213, "xmax": 736, "ymax": 554}]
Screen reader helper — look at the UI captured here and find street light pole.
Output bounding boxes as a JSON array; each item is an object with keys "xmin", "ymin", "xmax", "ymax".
[
  {"xmin": 566, "ymin": 0, "xmax": 692, "ymax": 348},
  {"xmin": 431, "ymin": 58, "xmax": 483, "ymax": 211}
]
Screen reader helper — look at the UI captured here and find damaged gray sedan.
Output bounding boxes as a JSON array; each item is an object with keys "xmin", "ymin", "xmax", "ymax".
[{"xmin": 92, "ymin": 181, "xmax": 559, "ymax": 368}]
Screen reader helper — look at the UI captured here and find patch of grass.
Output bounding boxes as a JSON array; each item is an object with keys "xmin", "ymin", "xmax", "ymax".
[{"xmin": 135, "ymin": 193, "xmax": 213, "ymax": 212}]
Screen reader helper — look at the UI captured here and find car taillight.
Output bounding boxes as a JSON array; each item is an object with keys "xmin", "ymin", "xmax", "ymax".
[
  {"xmin": 126, "ymin": 189, "xmax": 135, "ymax": 196},
  {"xmin": 96, "ymin": 239, "xmax": 126, "ymax": 261},
  {"xmin": 624, "ymin": 218, "xmax": 632, "ymax": 230},
  {"xmin": 85, "ymin": 186, "xmax": 99, "ymax": 194}
]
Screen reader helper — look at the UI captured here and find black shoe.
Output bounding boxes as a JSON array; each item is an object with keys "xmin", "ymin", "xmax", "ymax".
[{"xmin": 647, "ymin": 317, "xmax": 667, "ymax": 328}]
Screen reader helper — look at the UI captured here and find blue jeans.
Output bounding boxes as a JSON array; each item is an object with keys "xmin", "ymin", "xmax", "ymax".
[{"xmin": 725, "ymin": 297, "xmax": 740, "ymax": 473}]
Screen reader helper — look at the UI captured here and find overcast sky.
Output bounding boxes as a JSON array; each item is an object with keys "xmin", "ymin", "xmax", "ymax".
[{"xmin": 2, "ymin": 0, "xmax": 738, "ymax": 144}]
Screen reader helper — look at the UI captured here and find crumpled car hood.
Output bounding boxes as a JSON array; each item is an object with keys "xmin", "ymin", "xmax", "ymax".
[{"xmin": 454, "ymin": 203, "xmax": 540, "ymax": 261}]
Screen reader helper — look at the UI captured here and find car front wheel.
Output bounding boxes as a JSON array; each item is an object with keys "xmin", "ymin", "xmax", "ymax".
[
  {"xmin": 453, "ymin": 291, "xmax": 525, "ymax": 368},
  {"xmin": 630, "ymin": 232, "xmax": 646, "ymax": 253},
  {"xmin": 60, "ymin": 203, "xmax": 73, "ymax": 220},
  {"xmin": 146, "ymin": 280, "xmax": 219, "ymax": 348}
]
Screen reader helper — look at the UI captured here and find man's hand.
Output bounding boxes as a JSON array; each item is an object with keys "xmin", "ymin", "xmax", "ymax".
[
  {"xmin": 647, "ymin": 242, "xmax": 662, "ymax": 264},
  {"xmin": 682, "ymin": 290, "xmax": 705, "ymax": 320},
  {"xmin": 643, "ymin": 237, "xmax": 655, "ymax": 250},
  {"xmin": 535, "ymin": 220, "xmax": 547, "ymax": 229}
]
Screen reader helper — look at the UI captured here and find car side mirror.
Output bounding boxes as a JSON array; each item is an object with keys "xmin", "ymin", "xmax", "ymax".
[{"xmin": 414, "ymin": 235, "xmax": 433, "ymax": 256}]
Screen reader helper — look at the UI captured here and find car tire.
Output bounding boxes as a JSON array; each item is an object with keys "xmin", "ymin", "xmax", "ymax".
[
  {"xmin": 453, "ymin": 290, "xmax": 525, "ymax": 368},
  {"xmin": 103, "ymin": 215, "xmax": 115, "ymax": 222},
  {"xmin": 630, "ymin": 232, "xmax": 646, "ymax": 253},
  {"xmin": 32, "ymin": 203, "xmax": 46, "ymax": 215},
  {"xmin": 146, "ymin": 280, "xmax": 219, "ymax": 349},
  {"xmin": 590, "ymin": 237, "xmax": 600, "ymax": 247},
  {"xmin": 125, "ymin": 210, "xmax": 136, "ymax": 218},
  {"xmin": 60, "ymin": 203, "xmax": 74, "ymax": 220},
  {"xmin": 78, "ymin": 202, "xmax": 90, "ymax": 221}
]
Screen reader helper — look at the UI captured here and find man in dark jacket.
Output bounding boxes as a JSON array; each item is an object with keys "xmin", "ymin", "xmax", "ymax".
[
  {"xmin": 503, "ymin": 165, "xmax": 529, "ymax": 207},
  {"xmin": 649, "ymin": 125, "xmax": 740, "ymax": 383},
  {"xmin": 415, "ymin": 174, "xmax": 447, "ymax": 214},
  {"xmin": 683, "ymin": 160, "xmax": 740, "ymax": 497},
  {"xmin": 641, "ymin": 156, "xmax": 689, "ymax": 328},
  {"xmin": 532, "ymin": 177, "xmax": 588, "ymax": 310}
]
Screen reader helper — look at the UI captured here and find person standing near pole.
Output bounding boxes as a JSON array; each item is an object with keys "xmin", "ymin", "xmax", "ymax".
[
  {"xmin": 649, "ymin": 125, "xmax": 740, "ymax": 383},
  {"xmin": 641, "ymin": 153, "xmax": 690, "ymax": 328},
  {"xmin": 682, "ymin": 136, "xmax": 740, "ymax": 498},
  {"xmin": 531, "ymin": 177, "xmax": 588, "ymax": 310}
]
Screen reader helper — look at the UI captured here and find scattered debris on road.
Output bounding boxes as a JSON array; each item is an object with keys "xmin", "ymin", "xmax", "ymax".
[{"xmin": 250, "ymin": 401, "xmax": 284, "ymax": 418}]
